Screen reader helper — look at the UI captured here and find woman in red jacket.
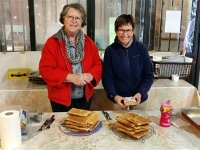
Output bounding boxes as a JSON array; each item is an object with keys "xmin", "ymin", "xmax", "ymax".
[{"xmin": 39, "ymin": 3, "xmax": 102, "ymax": 112}]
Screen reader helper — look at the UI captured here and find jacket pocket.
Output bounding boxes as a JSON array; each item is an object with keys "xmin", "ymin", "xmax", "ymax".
[{"xmin": 47, "ymin": 85, "xmax": 69, "ymax": 102}]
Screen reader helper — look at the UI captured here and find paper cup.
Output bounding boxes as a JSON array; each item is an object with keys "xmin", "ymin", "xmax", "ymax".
[{"xmin": 172, "ymin": 75, "xmax": 179, "ymax": 81}]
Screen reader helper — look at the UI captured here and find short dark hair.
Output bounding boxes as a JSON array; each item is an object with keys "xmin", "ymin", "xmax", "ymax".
[
  {"xmin": 59, "ymin": 3, "xmax": 86, "ymax": 27},
  {"xmin": 114, "ymin": 14, "xmax": 135, "ymax": 32}
]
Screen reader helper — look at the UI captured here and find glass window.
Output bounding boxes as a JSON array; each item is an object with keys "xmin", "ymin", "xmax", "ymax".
[
  {"xmin": 0, "ymin": 0, "xmax": 87, "ymax": 51},
  {"xmin": 95, "ymin": 0, "xmax": 143, "ymax": 50},
  {"xmin": 33, "ymin": 0, "xmax": 87, "ymax": 50},
  {"xmin": 94, "ymin": 0, "xmax": 196, "ymax": 53},
  {"xmin": 0, "ymin": 0, "xmax": 198, "ymax": 52},
  {"xmin": 156, "ymin": 0, "xmax": 191, "ymax": 52},
  {"xmin": 0, "ymin": 0, "xmax": 30, "ymax": 51}
]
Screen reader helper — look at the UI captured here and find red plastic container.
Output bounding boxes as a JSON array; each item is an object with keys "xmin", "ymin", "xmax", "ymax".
[{"xmin": 159, "ymin": 100, "xmax": 173, "ymax": 127}]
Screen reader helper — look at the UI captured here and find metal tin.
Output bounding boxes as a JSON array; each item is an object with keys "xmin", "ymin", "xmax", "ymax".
[
  {"xmin": 181, "ymin": 107, "xmax": 200, "ymax": 130},
  {"xmin": 7, "ymin": 68, "xmax": 30, "ymax": 80}
]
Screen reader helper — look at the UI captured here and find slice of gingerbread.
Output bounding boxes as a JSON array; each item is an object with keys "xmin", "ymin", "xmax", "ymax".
[{"xmin": 124, "ymin": 97, "xmax": 137, "ymax": 106}]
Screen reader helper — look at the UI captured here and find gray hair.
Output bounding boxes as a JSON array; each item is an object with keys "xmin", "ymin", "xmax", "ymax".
[{"xmin": 59, "ymin": 3, "xmax": 86, "ymax": 27}]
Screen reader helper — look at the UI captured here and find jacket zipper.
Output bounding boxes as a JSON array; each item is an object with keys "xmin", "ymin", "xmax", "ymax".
[
  {"xmin": 59, "ymin": 40, "xmax": 71, "ymax": 102},
  {"xmin": 126, "ymin": 49, "xmax": 129, "ymax": 67},
  {"xmin": 82, "ymin": 63, "xmax": 88, "ymax": 100},
  {"xmin": 59, "ymin": 41, "xmax": 69, "ymax": 72}
]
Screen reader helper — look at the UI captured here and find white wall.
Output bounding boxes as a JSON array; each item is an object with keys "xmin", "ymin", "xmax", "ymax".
[{"xmin": 0, "ymin": 51, "xmax": 42, "ymax": 84}]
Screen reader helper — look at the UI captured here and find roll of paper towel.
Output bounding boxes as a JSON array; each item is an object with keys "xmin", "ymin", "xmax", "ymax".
[{"xmin": 0, "ymin": 110, "xmax": 22, "ymax": 149}]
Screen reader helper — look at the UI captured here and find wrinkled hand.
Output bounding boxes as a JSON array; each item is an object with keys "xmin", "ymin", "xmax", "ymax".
[
  {"xmin": 114, "ymin": 95, "xmax": 127, "ymax": 109},
  {"xmin": 66, "ymin": 74, "xmax": 86, "ymax": 86},
  {"xmin": 132, "ymin": 93, "xmax": 141, "ymax": 105},
  {"xmin": 82, "ymin": 73, "xmax": 93, "ymax": 83}
]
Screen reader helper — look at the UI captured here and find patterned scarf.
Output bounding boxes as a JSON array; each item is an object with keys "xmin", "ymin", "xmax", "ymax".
[{"xmin": 61, "ymin": 27, "xmax": 85, "ymax": 64}]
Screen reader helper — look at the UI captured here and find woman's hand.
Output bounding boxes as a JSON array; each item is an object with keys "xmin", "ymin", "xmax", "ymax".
[
  {"xmin": 114, "ymin": 95, "xmax": 127, "ymax": 109},
  {"xmin": 132, "ymin": 93, "xmax": 141, "ymax": 105},
  {"xmin": 82, "ymin": 73, "xmax": 93, "ymax": 83},
  {"xmin": 66, "ymin": 74, "xmax": 86, "ymax": 86}
]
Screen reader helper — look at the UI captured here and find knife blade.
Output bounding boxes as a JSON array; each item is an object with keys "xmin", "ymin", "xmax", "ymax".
[
  {"xmin": 38, "ymin": 118, "xmax": 49, "ymax": 131},
  {"xmin": 45, "ymin": 118, "xmax": 55, "ymax": 129},
  {"xmin": 102, "ymin": 111, "xmax": 112, "ymax": 120},
  {"xmin": 38, "ymin": 115, "xmax": 55, "ymax": 131}
]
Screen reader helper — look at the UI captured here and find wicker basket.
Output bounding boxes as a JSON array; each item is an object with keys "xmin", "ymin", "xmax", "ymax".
[{"xmin": 152, "ymin": 61, "xmax": 195, "ymax": 80}]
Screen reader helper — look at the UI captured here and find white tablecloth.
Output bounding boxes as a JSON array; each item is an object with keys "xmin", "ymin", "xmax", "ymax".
[
  {"xmin": 12, "ymin": 110, "xmax": 200, "ymax": 150},
  {"xmin": 91, "ymin": 79, "xmax": 200, "ymax": 111}
]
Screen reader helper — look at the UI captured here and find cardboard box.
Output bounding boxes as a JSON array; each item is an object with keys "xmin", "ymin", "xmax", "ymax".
[{"xmin": 7, "ymin": 68, "xmax": 30, "ymax": 80}]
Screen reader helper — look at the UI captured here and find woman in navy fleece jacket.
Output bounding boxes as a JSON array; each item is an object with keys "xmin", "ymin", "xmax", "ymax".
[{"xmin": 102, "ymin": 14, "xmax": 154, "ymax": 109}]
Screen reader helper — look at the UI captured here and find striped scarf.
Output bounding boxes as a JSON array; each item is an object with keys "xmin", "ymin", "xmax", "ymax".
[{"xmin": 61, "ymin": 28, "xmax": 85, "ymax": 64}]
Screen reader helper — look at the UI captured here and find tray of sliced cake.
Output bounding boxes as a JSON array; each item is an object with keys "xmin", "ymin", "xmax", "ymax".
[
  {"xmin": 60, "ymin": 108, "xmax": 102, "ymax": 136},
  {"xmin": 111, "ymin": 112, "xmax": 155, "ymax": 142}
]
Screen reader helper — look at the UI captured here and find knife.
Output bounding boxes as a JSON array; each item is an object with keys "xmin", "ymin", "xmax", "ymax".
[
  {"xmin": 102, "ymin": 111, "xmax": 112, "ymax": 120},
  {"xmin": 38, "ymin": 115, "xmax": 55, "ymax": 131},
  {"xmin": 45, "ymin": 118, "xmax": 55, "ymax": 129}
]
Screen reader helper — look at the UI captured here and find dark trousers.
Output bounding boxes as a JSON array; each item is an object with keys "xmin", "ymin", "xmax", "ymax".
[{"xmin": 50, "ymin": 96, "xmax": 93, "ymax": 112}]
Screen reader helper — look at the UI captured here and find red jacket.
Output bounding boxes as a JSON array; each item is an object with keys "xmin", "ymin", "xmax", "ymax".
[{"xmin": 39, "ymin": 30, "xmax": 102, "ymax": 106}]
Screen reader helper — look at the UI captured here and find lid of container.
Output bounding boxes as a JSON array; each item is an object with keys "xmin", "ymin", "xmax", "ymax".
[{"xmin": 162, "ymin": 100, "xmax": 172, "ymax": 107}]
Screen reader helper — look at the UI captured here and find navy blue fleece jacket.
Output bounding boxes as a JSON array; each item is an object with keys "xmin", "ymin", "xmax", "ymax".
[{"xmin": 102, "ymin": 35, "xmax": 154, "ymax": 103}]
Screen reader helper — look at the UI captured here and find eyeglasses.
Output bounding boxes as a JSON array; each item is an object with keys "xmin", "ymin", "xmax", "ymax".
[
  {"xmin": 117, "ymin": 29, "xmax": 133, "ymax": 34},
  {"xmin": 66, "ymin": 15, "xmax": 82, "ymax": 22}
]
